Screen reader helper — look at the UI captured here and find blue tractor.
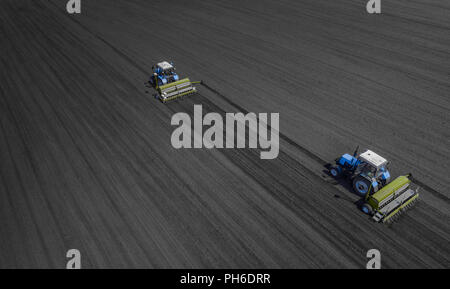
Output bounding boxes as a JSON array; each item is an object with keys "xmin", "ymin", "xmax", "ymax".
[
  {"xmin": 149, "ymin": 61, "xmax": 180, "ymax": 87},
  {"xmin": 329, "ymin": 147, "xmax": 391, "ymax": 196},
  {"xmin": 148, "ymin": 61, "xmax": 197, "ymax": 102}
]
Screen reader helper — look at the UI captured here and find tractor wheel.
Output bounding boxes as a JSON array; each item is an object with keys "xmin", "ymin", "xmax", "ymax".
[
  {"xmin": 353, "ymin": 177, "xmax": 371, "ymax": 196},
  {"xmin": 361, "ymin": 203, "xmax": 373, "ymax": 215},
  {"xmin": 329, "ymin": 165, "xmax": 342, "ymax": 178}
]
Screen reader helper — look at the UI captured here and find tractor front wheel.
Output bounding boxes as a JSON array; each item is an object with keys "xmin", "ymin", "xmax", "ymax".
[
  {"xmin": 353, "ymin": 177, "xmax": 371, "ymax": 196},
  {"xmin": 361, "ymin": 203, "xmax": 373, "ymax": 215},
  {"xmin": 329, "ymin": 165, "xmax": 342, "ymax": 178}
]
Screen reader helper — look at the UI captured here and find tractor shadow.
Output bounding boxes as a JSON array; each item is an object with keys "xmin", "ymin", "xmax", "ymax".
[
  {"xmin": 144, "ymin": 82, "xmax": 157, "ymax": 97},
  {"xmin": 323, "ymin": 163, "xmax": 366, "ymax": 213}
]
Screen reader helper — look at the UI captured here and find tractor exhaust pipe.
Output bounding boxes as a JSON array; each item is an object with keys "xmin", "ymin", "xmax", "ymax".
[
  {"xmin": 153, "ymin": 73, "xmax": 159, "ymax": 89},
  {"xmin": 353, "ymin": 145, "xmax": 359, "ymax": 157}
]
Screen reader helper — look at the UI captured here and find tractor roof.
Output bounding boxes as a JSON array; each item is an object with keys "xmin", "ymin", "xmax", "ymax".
[
  {"xmin": 157, "ymin": 61, "xmax": 174, "ymax": 70},
  {"xmin": 359, "ymin": 150, "xmax": 387, "ymax": 168}
]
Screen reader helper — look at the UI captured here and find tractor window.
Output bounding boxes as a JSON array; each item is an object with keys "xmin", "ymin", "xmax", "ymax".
[
  {"xmin": 164, "ymin": 68, "xmax": 174, "ymax": 75},
  {"xmin": 368, "ymin": 166, "xmax": 376, "ymax": 177},
  {"xmin": 358, "ymin": 163, "xmax": 376, "ymax": 177},
  {"xmin": 376, "ymin": 165, "xmax": 387, "ymax": 177}
]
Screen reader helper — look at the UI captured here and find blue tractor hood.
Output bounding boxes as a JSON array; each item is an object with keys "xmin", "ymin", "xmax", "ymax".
[{"xmin": 338, "ymin": 154, "xmax": 358, "ymax": 166}]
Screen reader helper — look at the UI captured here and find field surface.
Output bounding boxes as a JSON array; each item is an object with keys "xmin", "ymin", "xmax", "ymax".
[{"xmin": 0, "ymin": 0, "xmax": 449, "ymax": 268}]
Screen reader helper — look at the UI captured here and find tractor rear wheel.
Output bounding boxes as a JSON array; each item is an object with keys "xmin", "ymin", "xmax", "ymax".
[{"xmin": 353, "ymin": 177, "xmax": 371, "ymax": 196}]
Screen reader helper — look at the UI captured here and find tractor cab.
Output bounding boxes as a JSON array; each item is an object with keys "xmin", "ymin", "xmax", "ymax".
[
  {"xmin": 355, "ymin": 150, "xmax": 389, "ymax": 180},
  {"xmin": 151, "ymin": 61, "xmax": 180, "ymax": 87},
  {"xmin": 156, "ymin": 61, "xmax": 175, "ymax": 74},
  {"xmin": 330, "ymin": 148, "xmax": 391, "ymax": 196}
]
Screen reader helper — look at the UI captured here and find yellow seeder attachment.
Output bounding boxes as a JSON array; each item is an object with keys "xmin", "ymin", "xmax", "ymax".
[
  {"xmin": 363, "ymin": 175, "xmax": 419, "ymax": 223},
  {"xmin": 157, "ymin": 78, "xmax": 197, "ymax": 103}
]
